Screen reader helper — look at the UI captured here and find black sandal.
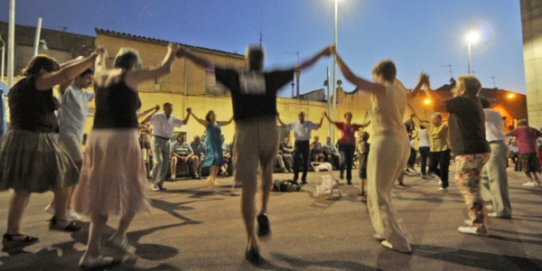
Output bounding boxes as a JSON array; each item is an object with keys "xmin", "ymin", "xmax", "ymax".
[
  {"xmin": 245, "ymin": 247, "xmax": 262, "ymax": 265},
  {"xmin": 49, "ymin": 217, "xmax": 81, "ymax": 232},
  {"xmin": 2, "ymin": 233, "xmax": 39, "ymax": 251}
]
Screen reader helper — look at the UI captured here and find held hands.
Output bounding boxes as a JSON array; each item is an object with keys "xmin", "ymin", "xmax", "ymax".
[
  {"xmin": 154, "ymin": 104, "xmax": 160, "ymax": 111},
  {"xmin": 176, "ymin": 46, "xmax": 188, "ymax": 58},
  {"xmin": 186, "ymin": 107, "xmax": 192, "ymax": 115}
]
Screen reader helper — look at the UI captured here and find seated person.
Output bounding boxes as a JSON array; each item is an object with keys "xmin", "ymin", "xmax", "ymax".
[
  {"xmin": 191, "ymin": 135, "xmax": 205, "ymax": 174},
  {"xmin": 221, "ymin": 135, "xmax": 233, "ymax": 177},
  {"xmin": 322, "ymin": 136, "xmax": 341, "ymax": 169},
  {"xmin": 171, "ymin": 133, "xmax": 201, "ymax": 179},
  {"xmin": 310, "ymin": 136, "xmax": 326, "ymax": 162},
  {"xmin": 279, "ymin": 136, "xmax": 294, "ymax": 172}
]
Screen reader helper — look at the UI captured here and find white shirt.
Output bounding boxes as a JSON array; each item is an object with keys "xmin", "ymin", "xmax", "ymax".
[
  {"xmin": 58, "ymin": 85, "xmax": 94, "ymax": 140},
  {"xmin": 285, "ymin": 120, "xmax": 319, "ymax": 141},
  {"xmin": 484, "ymin": 109, "xmax": 505, "ymax": 142},
  {"xmin": 149, "ymin": 112, "xmax": 184, "ymax": 138},
  {"xmin": 417, "ymin": 128, "xmax": 430, "ymax": 148}
]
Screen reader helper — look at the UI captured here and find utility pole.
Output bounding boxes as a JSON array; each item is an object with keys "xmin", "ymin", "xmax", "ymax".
[{"xmin": 7, "ymin": 0, "xmax": 15, "ymax": 88}]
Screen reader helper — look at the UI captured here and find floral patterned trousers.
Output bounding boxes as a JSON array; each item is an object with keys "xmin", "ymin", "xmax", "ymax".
[{"xmin": 454, "ymin": 153, "xmax": 491, "ymax": 228}]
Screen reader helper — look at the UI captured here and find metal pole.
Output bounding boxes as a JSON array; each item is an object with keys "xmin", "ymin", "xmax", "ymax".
[
  {"xmin": 467, "ymin": 42, "xmax": 472, "ymax": 74},
  {"xmin": 332, "ymin": 0, "xmax": 338, "ymax": 142},
  {"xmin": 7, "ymin": 0, "xmax": 15, "ymax": 87},
  {"xmin": 327, "ymin": 66, "xmax": 331, "ymax": 137},
  {"xmin": 183, "ymin": 57, "xmax": 188, "ymax": 113},
  {"xmin": 1, "ymin": 36, "xmax": 5, "ymax": 82},
  {"xmin": 33, "ymin": 17, "xmax": 42, "ymax": 56}
]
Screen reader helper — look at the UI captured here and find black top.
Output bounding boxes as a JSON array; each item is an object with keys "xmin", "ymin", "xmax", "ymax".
[
  {"xmin": 8, "ymin": 75, "xmax": 60, "ymax": 133},
  {"xmin": 445, "ymin": 95, "xmax": 490, "ymax": 155},
  {"xmin": 93, "ymin": 75, "xmax": 142, "ymax": 129},
  {"xmin": 215, "ymin": 67, "xmax": 294, "ymax": 122}
]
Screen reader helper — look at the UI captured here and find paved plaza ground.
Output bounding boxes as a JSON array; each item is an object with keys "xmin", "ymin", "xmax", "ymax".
[{"xmin": 0, "ymin": 167, "xmax": 541, "ymax": 270}]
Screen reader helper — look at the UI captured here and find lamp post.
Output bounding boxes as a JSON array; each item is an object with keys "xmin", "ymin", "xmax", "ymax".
[
  {"xmin": 465, "ymin": 30, "xmax": 480, "ymax": 75},
  {"xmin": 331, "ymin": 0, "xmax": 339, "ymax": 141}
]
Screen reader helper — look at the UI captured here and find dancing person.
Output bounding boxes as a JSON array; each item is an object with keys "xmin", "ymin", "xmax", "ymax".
[
  {"xmin": 143, "ymin": 102, "xmax": 190, "ymax": 191},
  {"xmin": 189, "ymin": 110, "xmax": 233, "ymax": 185},
  {"xmin": 417, "ymin": 122, "xmax": 431, "ymax": 179},
  {"xmin": 179, "ymin": 44, "xmax": 331, "ymax": 263},
  {"xmin": 423, "ymin": 75, "xmax": 491, "ymax": 236},
  {"xmin": 278, "ymin": 111, "xmax": 323, "ymax": 185},
  {"xmin": 279, "ymin": 136, "xmax": 294, "ymax": 172},
  {"xmin": 358, "ymin": 131, "xmax": 370, "ymax": 198},
  {"xmin": 73, "ymin": 44, "xmax": 180, "ymax": 268},
  {"xmin": 506, "ymin": 119, "xmax": 542, "ymax": 187},
  {"xmin": 324, "ymin": 111, "xmax": 370, "ymax": 185},
  {"xmin": 417, "ymin": 113, "xmax": 451, "ymax": 191},
  {"xmin": 43, "ymin": 68, "xmax": 95, "ymax": 221},
  {"xmin": 334, "ymin": 46, "xmax": 425, "ymax": 252},
  {"xmin": 170, "ymin": 133, "xmax": 201, "ymax": 180},
  {"xmin": 404, "ymin": 114, "xmax": 418, "ymax": 175},
  {"xmin": 0, "ymin": 52, "xmax": 100, "ymax": 251},
  {"xmin": 479, "ymin": 98, "xmax": 512, "ymax": 219}
]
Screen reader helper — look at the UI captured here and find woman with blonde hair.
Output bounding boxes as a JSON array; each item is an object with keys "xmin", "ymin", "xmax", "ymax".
[
  {"xmin": 423, "ymin": 75, "xmax": 491, "ymax": 236},
  {"xmin": 73, "ymin": 43, "xmax": 181, "ymax": 269},
  {"xmin": 333, "ymin": 46, "xmax": 425, "ymax": 253}
]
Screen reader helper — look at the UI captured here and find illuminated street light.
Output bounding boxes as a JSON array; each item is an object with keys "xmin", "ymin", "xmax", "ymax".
[
  {"xmin": 465, "ymin": 30, "xmax": 480, "ymax": 74},
  {"xmin": 507, "ymin": 93, "xmax": 516, "ymax": 100},
  {"xmin": 423, "ymin": 98, "xmax": 431, "ymax": 105}
]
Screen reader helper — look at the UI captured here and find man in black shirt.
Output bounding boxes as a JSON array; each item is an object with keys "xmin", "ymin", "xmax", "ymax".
[{"xmin": 178, "ymin": 45, "xmax": 331, "ymax": 264}]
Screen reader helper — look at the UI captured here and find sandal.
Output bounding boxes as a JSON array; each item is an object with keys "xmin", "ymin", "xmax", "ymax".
[
  {"xmin": 49, "ymin": 216, "xmax": 81, "ymax": 232},
  {"xmin": 2, "ymin": 233, "xmax": 39, "ymax": 251}
]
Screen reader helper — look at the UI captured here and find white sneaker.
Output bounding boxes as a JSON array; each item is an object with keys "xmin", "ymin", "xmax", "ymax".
[
  {"xmin": 79, "ymin": 255, "xmax": 115, "ymax": 269},
  {"xmin": 458, "ymin": 225, "xmax": 488, "ymax": 236},
  {"xmin": 380, "ymin": 240, "xmax": 412, "ymax": 253},
  {"xmin": 522, "ymin": 182, "xmax": 537, "ymax": 187},
  {"xmin": 67, "ymin": 210, "xmax": 81, "ymax": 221},
  {"xmin": 464, "ymin": 219, "xmax": 473, "ymax": 226},
  {"xmin": 438, "ymin": 187, "xmax": 448, "ymax": 191},
  {"xmin": 44, "ymin": 204, "xmax": 55, "ymax": 214}
]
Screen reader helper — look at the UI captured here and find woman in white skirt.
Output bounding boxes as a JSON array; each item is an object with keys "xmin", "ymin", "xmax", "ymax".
[
  {"xmin": 73, "ymin": 43, "xmax": 180, "ymax": 269},
  {"xmin": 0, "ymin": 52, "xmax": 98, "ymax": 251},
  {"xmin": 332, "ymin": 46, "xmax": 425, "ymax": 253}
]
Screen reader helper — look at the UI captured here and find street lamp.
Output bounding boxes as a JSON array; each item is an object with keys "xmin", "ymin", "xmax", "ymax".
[
  {"xmin": 331, "ymin": 0, "xmax": 340, "ymax": 141},
  {"xmin": 465, "ymin": 30, "xmax": 480, "ymax": 74}
]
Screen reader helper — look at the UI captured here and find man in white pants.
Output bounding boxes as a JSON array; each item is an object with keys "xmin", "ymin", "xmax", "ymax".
[{"xmin": 480, "ymin": 98, "xmax": 511, "ymax": 218}]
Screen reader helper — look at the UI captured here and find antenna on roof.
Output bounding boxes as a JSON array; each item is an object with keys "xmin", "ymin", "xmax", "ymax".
[
  {"xmin": 442, "ymin": 64, "xmax": 453, "ymax": 79},
  {"xmin": 488, "ymin": 75, "xmax": 496, "ymax": 88}
]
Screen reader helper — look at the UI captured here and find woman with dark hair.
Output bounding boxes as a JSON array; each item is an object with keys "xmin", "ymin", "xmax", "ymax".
[
  {"xmin": 189, "ymin": 110, "xmax": 233, "ymax": 185},
  {"xmin": 332, "ymin": 46, "xmax": 425, "ymax": 253},
  {"xmin": 0, "ymin": 52, "xmax": 99, "ymax": 251},
  {"xmin": 324, "ymin": 111, "xmax": 370, "ymax": 185},
  {"xmin": 423, "ymin": 75, "xmax": 491, "ymax": 236},
  {"xmin": 73, "ymin": 44, "xmax": 180, "ymax": 269}
]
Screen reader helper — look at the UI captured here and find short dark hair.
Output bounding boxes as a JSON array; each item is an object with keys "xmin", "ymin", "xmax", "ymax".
[
  {"xmin": 344, "ymin": 112, "xmax": 353, "ymax": 118},
  {"xmin": 163, "ymin": 102, "xmax": 172, "ymax": 108},
  {"xmin": 205, "ymin": 110, "xmax": 215, "ymax": 122},
  {"xmin": 79, "ymin": 68, "xmax": 94, "ymax": 78},
  {"xmin": 479, "ymin": 97, "xmax": 491, "ymax": 108},
  {"xmin": 22, "ymin": 55, "xmax": 60, "ymax": 76},
  {"xmin": 362, "ymin": 131, "xmax": 370, "ymax": 141},
  {"xmin": 114, "ymin": 48, "xmax": 141, "ymax": 70},
  {"xmin": 372, "ymin": 60, "xmax": 397, "ymax": 82}
]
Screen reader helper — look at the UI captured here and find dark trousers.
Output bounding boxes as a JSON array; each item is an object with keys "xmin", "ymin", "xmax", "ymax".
[
  {"xmin": 429, "ymin": 150, "xmax": 451, "ymax": 188},
  {"xmin": 407, "ymin": 147, "xmax": 417, "ymax": 168},
  {"xmin": 339, "ymin": 143, "xmax": 356, "ymax": 181},
  {"xmin": 293, "ymin": 140, "xmax": 310, "ymax": 182},
  {"xmin": 419, "ymin": 147, "xmax": 430, "ymax": 175}
]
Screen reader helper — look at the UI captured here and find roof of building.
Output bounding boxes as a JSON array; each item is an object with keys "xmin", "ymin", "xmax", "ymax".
[{"xmin": 95, "ymin": 28, "xmax": 245, "ymax": 59}]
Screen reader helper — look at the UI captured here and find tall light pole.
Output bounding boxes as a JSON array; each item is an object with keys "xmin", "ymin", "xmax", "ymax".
[
  {"xmin": 465, "ymin": 30, "xmax": 480, "ymax": 75},
  {"xmin": 7, "ymin": 0, "xmax": 15, "ymax": 87},
  {"xmin": 332, "ymin": 0, "xmax": 339, "ymax": 141}
]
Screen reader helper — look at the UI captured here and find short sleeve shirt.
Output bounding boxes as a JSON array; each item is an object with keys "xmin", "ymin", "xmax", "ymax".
[
  {"xmin": 335, "ymin": 122, "xmax": 363, "ymax": 146},
  {"xmin": 444, "ymin": 95, "xmax": 490, "ymax": 155},
  {"xmin": 172, "ymin": 141, "xmax": 193, "ymax": 156},
  {"xmin": 58, "ymin": 85, "xmax": 94, "ymax": 140},
  {"xmin": 508, "ymin": 126, "xmax": 542, "ymax": 154},
  {"xmin": 149, "ymin": 113, "xmax": 184, "ymax": 138},
  {"xmin": 215, "ymin": 67, "xmax": 294, "ymax": 122},
  {"xmin": 285, "ymin": 121, "xmax": 319, "ymax": 141}
]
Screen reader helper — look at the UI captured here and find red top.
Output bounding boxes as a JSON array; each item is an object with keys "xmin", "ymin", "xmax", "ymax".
[
  {"xmin": 334, "ymin": 122, "xmax": 363, "ymax": 146},
  {"xmin": 508, "ymin": 126, "xmax": 542, "ymax": 154}
]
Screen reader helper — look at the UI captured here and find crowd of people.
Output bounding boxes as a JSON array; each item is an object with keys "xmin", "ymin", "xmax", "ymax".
[{"xmin": 0, "ymin": 39, "xmax": 539, "ymax": 269}]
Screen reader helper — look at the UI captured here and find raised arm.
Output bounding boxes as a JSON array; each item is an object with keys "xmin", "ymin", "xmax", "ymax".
[
  {"xmin": 217, "ymin": 116, "xmax": 234, "ymax": 127},
  {"xmin": 189, "ymin": 110, "xmax": 208, "ymax": 127},
  {"xmin": 277, "ymin": 113, "xmax": 288, "ymax": 127},
  {"xmin": 296, "ymin": 46, "xmax": 332, "ymax": 71},
  {"xmin": 323, "ymin": 111, "xmax": 335, "ymax": 124},
  {"xmin": 36, "ymin": 50, "xmax": 99, "ymax": 91},
  {"xmin": 333, "ymin": 48, "xmax": 385, "ymax": 94},
  {"xmin": 406, "ymin": 74, "xmax": 426, "ymax": 99},
  {"xmin": 138, "ymin": 104, "xmax": 160, "ymax": 118},
  {"xmin": 422, "ymin": 76, "xmax": 446, "ymax": 112},
  {"xmin": 177, "ymin": 47, "xmax": 214, "ymax": 70},
  {"xmin": 124, "ymin": 43, "xmax": 179, "ymax": 88},
  {"xmin": 181, "ymin": 107, "xmax": 191, "ymax": 125},
  {"xmin": 316, "ymin": 113, "xmax": 325, "ymax": 128}
]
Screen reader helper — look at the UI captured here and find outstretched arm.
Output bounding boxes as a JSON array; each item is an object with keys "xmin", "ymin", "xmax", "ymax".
[
  {"xmin": 316, "ymin": 113, "xmax": 325, "ymax": 128},
  {"xmin": 332, "ymin": 47, "xmax": 386, "ymax": 94},
  {"xmin": 217, "ymin": 116, "xmax": 234, "ymax": 126},
  {"xmin": 36, "ymin": 50, "xmax": 100, "ymax": 91},
  {"xmin": 296, "ymin": 46, "xmax": 332, "ymax": 71},
  {"xmin": 323, "ymin": 111, "xmax": 336, "ymax": 124},
  {"xmin": 181, "ymin": 107, "xmax": 191, "ymax": 125},
  {"xmin": 177, "ymin": 47, "xmax": 214, "ymax": 70},
  {"xmin": 406, "ymin": 73, "xmax": 427, "ymax": 99},
  {"xmin": 125, "ymin": 43, "xmax": 179, "ymax": 88},
  {"xmin": 189, "ymin": 110, "xmax": 208, "ymax": 127},
  {"xmin": 138, "ymin": 105, "xmax": 160, "ymax": 118}
]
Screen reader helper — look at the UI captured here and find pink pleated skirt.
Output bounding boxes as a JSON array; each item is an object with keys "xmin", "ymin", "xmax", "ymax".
[{"xmin": 73, "ymin": 129, "xmax": 151, "ymax": 217}]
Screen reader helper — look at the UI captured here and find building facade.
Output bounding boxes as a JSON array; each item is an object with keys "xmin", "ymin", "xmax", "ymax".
[{"xmin": 521, "ymin": 0, "xmax": 542, "ymax": 128}]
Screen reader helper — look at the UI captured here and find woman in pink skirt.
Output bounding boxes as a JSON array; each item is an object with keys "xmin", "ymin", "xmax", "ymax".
[{"xmin": 73, "ymin": 43, "xmax": 181, "ymax": 269}]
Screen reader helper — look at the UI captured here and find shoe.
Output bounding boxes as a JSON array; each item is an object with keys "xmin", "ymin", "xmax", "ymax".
[
  {"xmin": 301, "ymin": 180, "xmax": 307, "ymax": 185},
  {"xmin": 257, "ymin": 213, "xmax": 271, "ymax": 239},
  {"xmin": 49, "ymin": 217, "xmax": 81, "ymax": 232},
  {"xmin": 44, "ymin": 204, "xmax": 55, "ymax": 215},
  {"xmin": 438, "ymin": 187, "xmax": 448, "ymax": 191},
  {"xmin": 522, "ymin": 182, "xmax": 537, "ymax": 187},
  {"xmin": 151, "ymin": 185, "xmax": 161, "ymax": 191},
  {"xmin": 2, "ymin": 234, "xmax": 39, "ymax": 251},
  {"xmin": 464, "ymin": 219, "xmax": 473, "ymax": 226},
  {"xmin": 79, "ymin": 255, "xmax": 115, "ymax": 269},
  {"xmin": 193, "ymin": 175, "xmax": 201, "ymax": 180},
  {"xmin": 347, "ymin": 180, "xmax": 352, "ymax": 185},
  {"xmin": 339, "ymin": 174, "xmax": 344, "ymax": 180},
  {"xmin": 170, "ymin": 175, "xmax": 176, "ymax": 180},
  {"xmin": 373, "ymin": 234, "xmax": 385, "ymax": 241},
  {"xmin": 488, "ymin": 212, "xmax": 512, "ymax": 219},
  {"xmin": 67, "ymin": 210, "xmax": 81, "ymax": 221},
  {"xmin": 107, "ymin": 234, "xmax": 136, "ymax": 254},
  {"xmin": 458, "ymin": 225, "xmax": 488, "ymax": 236},
  {"xmin": 245, "ymin": 247, "xmax": 262, "ymax": 265},
  {"xmin": 380, "ymin": 240, "xmax": 412, "ymax": 253}
]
